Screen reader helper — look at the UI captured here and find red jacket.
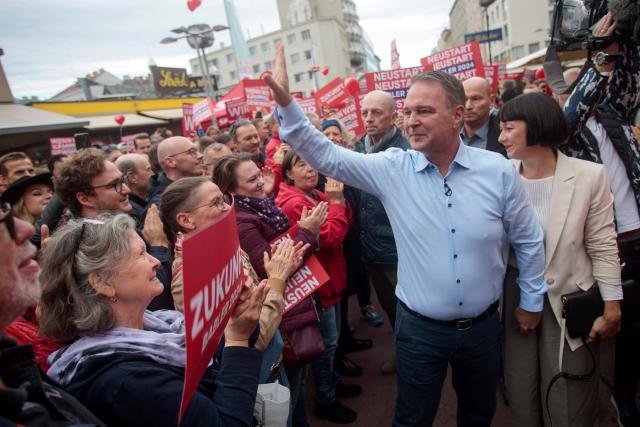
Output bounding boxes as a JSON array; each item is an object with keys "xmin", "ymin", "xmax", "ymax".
[
  {"xmin": 276, "ymin": 183, "xmax": 352, "ymax": 308},
  {"xmin": 265, "ymin": 131, "xmax": 282, "ymax": 163}
]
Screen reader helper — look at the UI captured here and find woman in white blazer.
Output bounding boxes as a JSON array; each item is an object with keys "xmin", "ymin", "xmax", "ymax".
[{"xmin": 499, "ymin": 93, "xmax": 622, "ymax": 427}]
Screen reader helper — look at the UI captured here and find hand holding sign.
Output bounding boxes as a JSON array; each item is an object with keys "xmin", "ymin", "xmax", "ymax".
[
  {"xmin": 262, "ymin": 44, "xmax": 292, "ymax": 107},
  {"xmin": 224, "ymin": 280, "xmax": 270, "ymax": 347},
  {"xmin": 298, "ymin": 202, "xmax": 328, "ymax": 236}
]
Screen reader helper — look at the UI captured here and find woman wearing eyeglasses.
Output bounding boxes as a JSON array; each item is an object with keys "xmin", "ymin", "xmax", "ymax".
[{"xmin": 38, "ymin": 213, "xmax": 270, "ymax": 426}]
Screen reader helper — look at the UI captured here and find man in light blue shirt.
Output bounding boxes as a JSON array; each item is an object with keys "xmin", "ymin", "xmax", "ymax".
[{"xmin": 264, "ymin": 45, "xmax": 547, "ymax": 426}]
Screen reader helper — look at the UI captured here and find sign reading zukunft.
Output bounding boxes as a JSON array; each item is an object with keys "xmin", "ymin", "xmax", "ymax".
[{"xmin": 150, "ymin": 65, "xmax": 217, "ymax": 95}]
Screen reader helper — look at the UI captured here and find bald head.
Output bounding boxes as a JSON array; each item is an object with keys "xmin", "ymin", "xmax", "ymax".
[
  {"xmin": 463, "ymin": 77, "xmax": 493, "ymax": 132},
  {"xmin": 156, "ymin": 136, "xmax": 203, "ymax": 179},
  {"xmin": 361, "ymin": 90, "xmax": 397, "ymax": 141},
  {"xmin": 116, "ymin": 153, "xmax": 153, "ymax": 197}
]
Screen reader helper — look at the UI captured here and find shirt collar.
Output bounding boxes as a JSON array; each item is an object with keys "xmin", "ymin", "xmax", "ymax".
[
  {"xmin": 460, "ymin": 119, "xmax": 490, "ymax": 142},
  {"xmin": 412, "ymin": 139, "xmax": 472, "ymax": 173}
]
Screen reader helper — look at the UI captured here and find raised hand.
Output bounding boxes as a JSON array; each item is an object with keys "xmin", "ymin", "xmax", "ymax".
[
  {"xmin": 224, "ymin": 280, "xmax": 270, "ymax": 347},
  {"xmin": 262, "ymin": 44, "xmax": 293, "ymax": 107},
  {"xmin": 142, "ymin": 204, "xmax": 169, "ymax": 247},
  {"xmin": 264, "ymin": 238, "xmax": 298, "ymax": 283},
  {"xmin": 262, "ymin": 167, "xmax": 276, "ymax": 196},
  {"xmin": 298, "ymin": 201, "xmax": 328, "ymax": 236},
  {"xmin": 273, "ymin": 143, "xmax": 291, "ymax": 165},
  {"xmin": 324, "ymin": 178, "xmax": 345, "ymax": 204}
]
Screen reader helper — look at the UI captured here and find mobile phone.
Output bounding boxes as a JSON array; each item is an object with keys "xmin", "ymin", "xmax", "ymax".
[{"xmin": 74, "ymin": 133, "xmax": 91, "ymax": 150}]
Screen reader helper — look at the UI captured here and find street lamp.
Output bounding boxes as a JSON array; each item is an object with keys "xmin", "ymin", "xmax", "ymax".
[
  {"xmin": 160, "ymin": 24, "xmax": 229, "ymax": 98},
  {"xmin": 479, "ymin": 0, "xmax": 497, "ymax": 65}
]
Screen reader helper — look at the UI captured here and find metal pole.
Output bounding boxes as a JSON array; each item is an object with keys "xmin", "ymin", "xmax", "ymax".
[
  {"xmin": 199, "ymin": 47, "xmax": 216, "ymax": 98},
  {"xmin": 311, "ymin": 42, "xmax": 319, "ymax": 92},
  {"xmin": 195, "ymin": 48, "xmax": 212, "ymax": 98},
  {"xmin": 485, "ymin": 7, "xmax": 493, "ymax": 65}
]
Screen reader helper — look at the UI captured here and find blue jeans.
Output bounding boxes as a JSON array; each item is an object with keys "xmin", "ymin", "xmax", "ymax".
[
  {"xmin": 394, "ymin": 302, "xmax": 501, "ymax": 427},
  {"xmin": 311, "ymin": 303, "xmax": 341, "ymax": 404}
]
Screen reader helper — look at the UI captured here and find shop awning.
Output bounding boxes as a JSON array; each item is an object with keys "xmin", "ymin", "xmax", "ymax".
[
  {"xmin": 82, "ymin": 113, "xmax": 168, "ymax": 130},
  {"xmin": 0, "ymin": 104, "xmax": 89, "ymax": 135},
  {"xmin": 139, "ymin": 108, "xmax": 183, "ymax": 120}
]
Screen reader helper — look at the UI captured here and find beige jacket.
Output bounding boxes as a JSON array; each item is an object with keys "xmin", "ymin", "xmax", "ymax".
[
  {"xmin": 171, "ymin": 246, "xmax": 284, "ymax": 351},
  {"xmin": 513, "ymin": 152, "xmax": 621, "ymax": 350}
]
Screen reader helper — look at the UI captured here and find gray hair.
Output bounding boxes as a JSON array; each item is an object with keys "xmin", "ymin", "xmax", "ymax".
[
  {"xmin": 203, "ymin": 142, "xmax": 229, "ymax": 158},
  {"xmin": 38, "ymin": 214, "xmax": 137, "ymax": 343},
  {"xmin": 410, "ymin": 71, "xmax": 466, "ymax": 111}
]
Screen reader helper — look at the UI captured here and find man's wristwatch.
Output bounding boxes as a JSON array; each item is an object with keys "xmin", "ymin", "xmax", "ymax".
[{"xmin": 594, "ymin": 51, "xmax": 622, "ymax": 66}]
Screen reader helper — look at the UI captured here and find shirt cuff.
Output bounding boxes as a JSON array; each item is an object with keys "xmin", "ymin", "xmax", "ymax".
[
  {"xmin": 518, "ymin": 286, "xmax": 546, "ymax": 312},
  {"xmin": 276, "ymin": 100, "xmax": 306, "ymax": 128},
  {"xmin": 596, "ymin": 279, "xmax": 623, "ymax": 301}
]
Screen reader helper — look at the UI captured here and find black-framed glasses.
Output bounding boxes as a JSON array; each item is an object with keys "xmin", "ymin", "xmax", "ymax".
[
  {"xmin": 189, "ymin": 193, "xmax": 233, "ymax": 212},
  {"xmin": 168, "ymin": 147, "xmax": 199, "ymax": 158},
  {"xmin": 87, "ymin": 175, "xmax": 128, "ymax": 193},
  {"xmin": 0, "ymin": 203, "xmax": 17, "ymax": 241}
]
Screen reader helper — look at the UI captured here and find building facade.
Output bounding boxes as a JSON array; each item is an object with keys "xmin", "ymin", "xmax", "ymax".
[
  {"xmin": 439, "ymin": 0, "xmax": 552, "ymax": 64},
  {"xmin": 191, "ymin": 0, "xmax": 379, "ymax": 96}
]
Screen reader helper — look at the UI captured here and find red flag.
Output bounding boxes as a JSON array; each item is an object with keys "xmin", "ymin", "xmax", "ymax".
[{"xmin": 391, "ymin": 39, "xmax": 401, "ymax": 70}]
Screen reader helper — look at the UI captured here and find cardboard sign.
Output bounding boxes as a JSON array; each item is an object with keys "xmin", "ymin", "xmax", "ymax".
[
  {"xmin": 180, "ymin": 208, "xmax": 245, "ymax": 421},
  {"xmin": 225, "ymin": 98, "xmax": 252, "ymax": 122},
  {"xmin": 119, "ymin": 135, "xmax": 136, "ymax": 149},
  {"xmin": 421, "ymin": 41, "xmax": 485, "ymax": 81},
  {"xmin": 298, "ymin": 97, "xmax": 319, "ymax": 115},
  {"xmin": 315, "ymin": 77, "xmax": 348, "ymax": 109},
  {"xmin": 483, "ymin": 65, "xmax": 499, "ymax": 96},
  {"xmin": 364, "ymin": 66, "xmax": 424, "ymax": 112},
  {"xmin": 49, "ymin": 137, "xmax": 76, "ymax": 155},
  {"xmin": 328, "ymin": 98, "xmax": 365, "ymax": 137},
  {"xmin": 192, "ymin": 97, "xmax": 215, "ymax": 124},
  {"xmin": 270, "ymin": 226, "xmax": 329, "ymax": 313},
  {"xmin": 497, "ymin": 63, "xmax": 507, "ymax": 81},
  {"xmin": 182, "ymin": 103, "xmax": 195, "ymax": 137}
]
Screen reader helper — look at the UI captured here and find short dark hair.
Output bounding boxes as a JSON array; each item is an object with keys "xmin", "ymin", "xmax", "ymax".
[
  {"xmin": 148, "ymin": 143, "xmax": 162, "ymax": 175},
  {"xmin": 198, "ymin": 136, "xmax": 216, "ymax": 151},
  {"xmin": 229, "ymin": 120, "xmax": 254, "ymax": 143},
  {"xmin": 133, "ymin": 133, "xmax": 150, "ymax": 148},
  {"xmin": 212, "ymin": 153, "xmax": 253, "ymax": 194},
  {"xmin": 281, "ymin": 150, "xmax": 303, "ymax": 185},
  {"xmin": 47, "ymin": 154, "xmax": 67, "ymax": 174},
  {"xmin": 0, "ymin": 152, "xmax": 30, "ymax": 176},
  {"xmin": 499, "ymin": 93, "xmax": 569, "ymax": 147},
  {"xmin": 410, "ymin": 71, "xmax": 466, "ymax": 110},
  {"xmin": 215, "ymin": 134, "xmax": 232, "ymax": 145}
]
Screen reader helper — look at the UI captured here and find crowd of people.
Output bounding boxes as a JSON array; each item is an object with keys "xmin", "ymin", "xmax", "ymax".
[{"xmin": 1, "ymin": 12, "xmax": 640, "ymax": 427}]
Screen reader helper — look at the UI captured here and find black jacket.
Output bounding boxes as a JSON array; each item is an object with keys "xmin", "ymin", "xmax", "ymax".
[
  {"xmin": 0, "ymin": 335, "xmax": 104, "ymax": 427},
  {"xmin": 486, "ymin": 111, "xmax": 508, "ymax": 157},
  {"xmin": 351, "ymin": 128, "xmax": 410, "ymax": 265},
  {"xmin": 63, "ymin": 346, "xmax": 261, "ymax": 427},
  {"xmin": 146, "ymin": 172, "xmax": 173, "ymax": 208}
]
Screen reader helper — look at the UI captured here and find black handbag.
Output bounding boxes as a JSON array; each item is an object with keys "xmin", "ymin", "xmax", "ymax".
[{"xmin": 561, "ymin": 279, "xmax": 640, "ymax": 338}]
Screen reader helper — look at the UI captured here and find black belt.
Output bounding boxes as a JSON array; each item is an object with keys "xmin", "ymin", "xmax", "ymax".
[{"xmin": 398, "ymin": 300, "xmax": 499, "ymax": 331}]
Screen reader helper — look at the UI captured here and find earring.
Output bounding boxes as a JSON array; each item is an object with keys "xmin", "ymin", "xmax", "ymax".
[{"xmin": 111, "ymin": 296, "xmax": 118, "ymax": 303}]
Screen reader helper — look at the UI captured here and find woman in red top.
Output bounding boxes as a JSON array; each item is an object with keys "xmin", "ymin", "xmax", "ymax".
[{"xmin": 276, "ymin": 150, "xmax": 360, "ymax": 424}]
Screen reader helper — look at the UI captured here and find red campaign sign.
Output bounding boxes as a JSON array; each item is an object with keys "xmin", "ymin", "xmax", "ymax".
[
  {"xmin": 49, "ymin": 137, "xmax": 76, "ymax": 155},
  {"xmin": 483, "ymin": 65, "xmax": 499, "ymax": 96},
  {"xmin": 270, "ymin": 226, "xmax": 329, "ymax": 313},
  {"xmin": 328, "ymin": 98, "xmax": 365, "ymax": 137},
  {"xmin": 192, "ymin": 97, "xmax": 215, "ymax": 124},
  {"xmin": 497, "ymin": 62, "xmax": 507, "ymax": 81},
  {"xmin": 522, "ymin": 68, "xmax": 536, "ymax": 83},
  {"xmin": 180, "ymin": 208, "xmax": 246, "ymax": 421},
  {"xmin": 298, "ymin": 97, "xmax": 319, "ymax": 115},
  {"xmin": 315, "ymin": 77, "xmax": 348, "ymax": 109},
  {"xmin": 119, "ymin": 135, "xmax": 136, "ymax": 149},
  {"xmin": 182, "ymin": 103, "xmax": 195, "ymax": 137},
  {"xmin": 225, "ymin": 98, "xmax": 252, "ymax": 122},
  {"xmin": 421, "ymin": 41, "xmax": 485, "ymax": 81},
  {"xmin": 364, "ymin": 65, "xmax": 424, "ymax": 113},
  {"xmin": 243, "ymin": 80, "xmax": 272, "ymax": 113},
  {"xmin": 506, "ymin": 72, "xmax": 524, "ymax": 81}
]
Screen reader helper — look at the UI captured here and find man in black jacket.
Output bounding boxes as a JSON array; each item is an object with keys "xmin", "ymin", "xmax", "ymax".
[
  {"xmin": 0, "ymin": 204, "xmax": 104, "ymax": 426},
  {"xmin": 353, "ymin": 90, "xmax": 410, "ymax": 374},
  {"xmin": 461, "ymin": 77, "xmax": 507, "ymax": 157},
  {"xmin": 115, "ymin": 153, "xmax": 153, "ymax": 223}
]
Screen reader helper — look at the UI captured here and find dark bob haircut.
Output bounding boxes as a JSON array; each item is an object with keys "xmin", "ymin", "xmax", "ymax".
[{"xmin": 499, "ymin": 93, "xmax": 569, "ymax": 147}]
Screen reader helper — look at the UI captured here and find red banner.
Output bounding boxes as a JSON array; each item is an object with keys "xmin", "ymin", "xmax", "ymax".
[
  {"xmin": 270, "ymin": 226, "xmax": 329, "ymax": 313},
  {"xmin": 328, "ymin": 98, "xmax": 365, "ymax": 137},
  {"xmin": 192, "ymin": 97, "xmax": 215, "ymax": 125},
  {"xmin": 298, "ymin": 97, "xmax": 319, "ymax": 115},
  {"xmin": 244, "ymin": 80, "xmax": 272, "ymax": 113},
  {"xmin": 421, "ymin": 41, "xmax": 485, "ymax": 81},
  {"xmin": 225, "ymin": 98, "xmax": 251, "ymax": 122},
  {"xmin": 182, "ymin": 103, "xmax": 195, "ymax": 137},
  {"xmin": 119, "ymin": 135, "xmax": 136, "ymax": 149},
  {"xmin": 49, "ymin": 137, "xmax": 76, "ymax": 155},
  {"xmin": 364, "ymin": 65, "xmax": 424, "ymax": 112},
  {"xmin": 483, "ymin": 65, "xmax": 499, "ymax": 97},
  {"xmin": 180, "ymin": 208, "xmax": 245, "ymax": 421},
  {"xmin": 315, "ymin": 77, "xmax": 348, "ymax": 109},
  {"xmin": 497, "ymin": 62, "xmax": 507, "ymax": 81}
]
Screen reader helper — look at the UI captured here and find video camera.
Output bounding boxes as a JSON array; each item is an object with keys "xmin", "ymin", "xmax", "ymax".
[{"xmin": 550, "ymin": 0, "xmax": 640, "ymax": 51}]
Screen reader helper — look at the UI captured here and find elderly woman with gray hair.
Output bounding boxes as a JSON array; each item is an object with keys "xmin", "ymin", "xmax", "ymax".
[{"xmin": 38, "ymin": 213, "xmax": 269, "ymax": 426}]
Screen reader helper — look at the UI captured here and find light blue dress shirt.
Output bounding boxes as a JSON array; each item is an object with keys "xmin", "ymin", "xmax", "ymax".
[{"xmin": 277, "ymin": 100, "xmax": 547, "ymax": 320}]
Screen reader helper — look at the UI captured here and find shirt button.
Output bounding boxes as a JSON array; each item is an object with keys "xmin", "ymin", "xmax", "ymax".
[
  {"xmin": 546, "ymin": 278, "xmax": 555, "ymax": 285},
  {"xmin": 451, "ymin": 229, "xmax": 456, "ymax": 233},
  {"xmin": 448, "ymin": 203, "xmax": 452, "ymax": 208},
  {"xmin": 456, "ymin": 279, "xmax": 461, "ymax": 283},
  {"xmin": 453, "ymin": 254, "xmax": 458, "ymax": 259},
  {"xmin": 459, "ymin": 302, "xmax": 463, "ymax": 306}
]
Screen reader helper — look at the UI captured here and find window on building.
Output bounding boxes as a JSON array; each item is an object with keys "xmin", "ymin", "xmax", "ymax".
[
  {"xmin": 226, "ymin": 53, "xmax": 233, "ymax": 63},
  {"xmin": 230, "ymin": 70, "xmax": 236, "ymax": 80},
  {"xmin": 512, "ymin": 45, "xmax": 525, "ymax": 59},
  {"xmin": 264, "ymin": 61, "xmax": 272, "ymax": 71},
  {"xmin": 208, "ymin": 58, "xmax": 218, "ymax": 67},
  {"xmin": 528, "ymin": 42, "xmax": 540, "ymax": 53},
  {"xmin": 261, "ymin": 42, "xmax": 269, "ymax": 52},
  {"xmin": 502, "ymin": 0, "xmax": 507, "ymax": 19},
  {"xmin": 304, "ymin": 49, "xmax": 312, "ymax": 60},
  {"xmin": 249, "ymin": 46, "xmax": 256, "ymax": 55},
  {"xmin": 291, "ymin": 53, "xmax": 300, "ymax": 64},
  {"xmin": 193, "ymin": 64, "xmax": 200, "ymax": 73},
  {"xmin": 252, "ymin": 64, "xmax": 260, "ymax": 74},
  {"xmin": 301, "ymin": 29, "xmax": 311, "ymax": 40},
  {"xmin": 308, "ymin": 71, "xmax": 314, "ymax": 80},
  {"xmin": 287, "ymin": 34, "xmax": 296, "ymax": 45},
  {"xmin": 274, "ymin": 38, "xmax": 282, "ymax": 46},
  {"xmin": 294, "ymin": 72, "xmax": 304, "ymax": 83}
]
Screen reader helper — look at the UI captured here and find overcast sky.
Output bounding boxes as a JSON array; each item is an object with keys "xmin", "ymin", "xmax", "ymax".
[{"xmin": 0, "ymin": 0, "xmax": 453, "ymax": 100}]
